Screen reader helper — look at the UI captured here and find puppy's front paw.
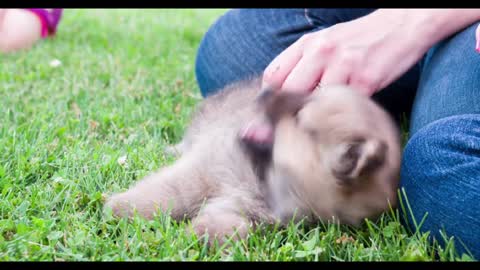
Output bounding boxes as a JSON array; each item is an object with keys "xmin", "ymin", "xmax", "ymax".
[
  {"xmin": 190, "ymin": 213, "xmax": 250, "ymax": 246},
  {"xmin": 103, "ymin": 193, "xmax": 135, "ymax": 218}
]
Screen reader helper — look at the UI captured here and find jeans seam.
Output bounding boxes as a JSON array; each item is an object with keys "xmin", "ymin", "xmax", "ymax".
[{"xmin": 303, "ymin": 9, "xmax": 315, "ymax": 27}]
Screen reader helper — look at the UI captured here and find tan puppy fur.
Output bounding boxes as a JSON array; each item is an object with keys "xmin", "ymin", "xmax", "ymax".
[
  {"xmin": 104, "ymin": 78, "xmax": 401, "ymax": 244},
  {"xmin": 264, "ymin": 85, "xmax": 401, "ymax": 226}
]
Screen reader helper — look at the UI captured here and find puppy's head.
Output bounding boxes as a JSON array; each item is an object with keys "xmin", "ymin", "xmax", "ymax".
[{"xmin": 242, "ymin": 86, "xmax": 401, "ymax": 226}]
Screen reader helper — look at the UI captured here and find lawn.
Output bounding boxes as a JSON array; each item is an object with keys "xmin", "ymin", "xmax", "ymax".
[{"xmin": 0, "ymin": 9, "xmax": 475, "ymax": 261}]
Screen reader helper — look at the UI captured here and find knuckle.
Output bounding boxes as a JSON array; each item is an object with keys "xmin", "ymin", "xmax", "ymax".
[
  {"xmin": 300, "ymin": 32, "xmax": 335, "ymax": 57},
  {"xmin": 355, "ymin": 71, "xmax": 379, "ymax": 89},
  {"xmin": 306, "ymin": 40, "xmax": 335, "ymax": 58},
  {"xmin": 337, "ymin": 53, "xmax": 358, "ymax": 67}
]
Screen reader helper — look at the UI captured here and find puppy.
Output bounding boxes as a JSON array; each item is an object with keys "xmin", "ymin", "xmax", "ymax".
[{"xmin": 104, "ymin": 78, "xmax": 401, "ymax": 244}]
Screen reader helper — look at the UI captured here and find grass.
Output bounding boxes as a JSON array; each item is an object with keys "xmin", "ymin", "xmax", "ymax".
[{"xmin": 0, "ymin": 9, "xmax": 476, "ymax": 261}]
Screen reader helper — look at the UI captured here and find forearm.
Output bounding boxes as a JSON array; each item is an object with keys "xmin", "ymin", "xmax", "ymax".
[{"xmin": 373, "ymin": 9, "xmax": 480, "ymax": 49}]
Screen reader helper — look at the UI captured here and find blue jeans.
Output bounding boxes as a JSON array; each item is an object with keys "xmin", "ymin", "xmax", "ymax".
[{"xmin": 195, "ymin": 9, "xmax": 480, "ymax": 259}]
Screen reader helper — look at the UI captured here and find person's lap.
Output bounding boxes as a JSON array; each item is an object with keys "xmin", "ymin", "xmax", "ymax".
[
  {"xmin": 400, "ymin": 22, "xmax": 480, "ymax": 259},
  {"xmin": 195, "ymin": 8, "xmax": 480, "ymax": 259}
]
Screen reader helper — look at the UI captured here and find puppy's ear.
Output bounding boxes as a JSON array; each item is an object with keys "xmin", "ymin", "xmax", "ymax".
[
  {"xmin": 330, "ymin": 137, "xmax": 387, "ymax": 185},
  {"xmin": 256, "ymin": 89, "xmax": 309, "ymax": 124}
]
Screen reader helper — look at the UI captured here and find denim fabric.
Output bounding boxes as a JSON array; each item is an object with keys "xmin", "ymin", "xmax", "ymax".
[
  {"xmin": 401, "ymin": 115, "xmax": 480, "ymax": 259},
  {"xmin": 401, "ymin": 22, "xmax": 480, "ymax": 259},
  {"xmin": 195, "ymin": 9, "xmax": 422, "ymax": 123},
  {"xmin": 194, "ymin": 8, "xmax": 480, "ymax": 259}
]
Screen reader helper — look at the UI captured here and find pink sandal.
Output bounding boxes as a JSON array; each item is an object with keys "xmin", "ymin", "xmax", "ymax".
[{"xmin": 25, "ymin": 9, "xmax": 63, "ymax": 38}]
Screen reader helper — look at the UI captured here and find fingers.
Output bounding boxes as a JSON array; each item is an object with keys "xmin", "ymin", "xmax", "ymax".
[
  {"xmin": 280, "ymin": 52, "xmax": 326, "ymax": 93},
  {"xmin": 348, "ymin": 71, "xmax": 379, "ymax": 96},
  {"xmin": 262, "ymin": 30, "xmax": 384, "ymax": 96},
  {"xmin": 266, "ymin": 33, "xmax": 336, "ymax": 93},
  {"xmin": 262, "ymin": 35, "xmax": 311, "ymax": 91},
  {"xmin": 319, "ymin": 61, "xmax": 350, "ymax": 87},
  {"xmin": 348, "ymin": 83, "xmax": 375, "ymax": 96}
]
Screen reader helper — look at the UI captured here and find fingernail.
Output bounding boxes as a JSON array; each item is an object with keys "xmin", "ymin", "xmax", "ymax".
[{"xmin": 261, "ymin": 81, "xmax": 281, "ymax": 94}]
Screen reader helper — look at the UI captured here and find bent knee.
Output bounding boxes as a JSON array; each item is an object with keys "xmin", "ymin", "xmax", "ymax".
[
  {"xmin": 402, "ymin": 114, "xmax": 480, "ymax": 182},
  {"xmin": 401, "ymin": 114, "xmax": 480, "ymax": 194},
  {"xmin": 400, "ymin": 114, "xmax": 480, "ymax": 258},
  {"xmin": 0, "ymin": 9, "xmax": 42, "ymax": 53},
  {"xmin": 195, "ymin": 10, "xmax": 266, "ymax": 96}
]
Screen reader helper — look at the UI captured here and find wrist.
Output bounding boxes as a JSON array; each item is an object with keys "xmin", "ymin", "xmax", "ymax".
[{"xmin": 377, "ymin": 9, "xmax": 480, "ymax": 49}]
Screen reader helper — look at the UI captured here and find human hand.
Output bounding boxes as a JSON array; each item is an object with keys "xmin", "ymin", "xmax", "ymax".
[
  {"xmin": 261, "ymin": 9, "xmax": 433, "ymax": 96},
  {"xmin": 244, "ymin": 9, "xmax": 480, "ymax": 145}
]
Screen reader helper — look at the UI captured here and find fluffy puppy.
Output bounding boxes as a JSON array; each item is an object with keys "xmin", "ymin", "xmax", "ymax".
[{"xmin": 104, "ymin": 78, "xmax": 401, "ymax": 244}]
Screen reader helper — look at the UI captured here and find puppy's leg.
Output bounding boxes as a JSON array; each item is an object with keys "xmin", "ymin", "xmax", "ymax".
[
  {"xmin": 190, "ymin": 196, "xmax": 251, "ymax": 245},
  {"xmin": 164, "ymin": 126, "xmax": 200, "ymax": 157},
  {"xmin": 104, "ymin": 158, "xmax": 210, "ymax": 221},
  {"xmin": 164, "ymin": 140, "xmax": 188, "ymax": 157}
]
